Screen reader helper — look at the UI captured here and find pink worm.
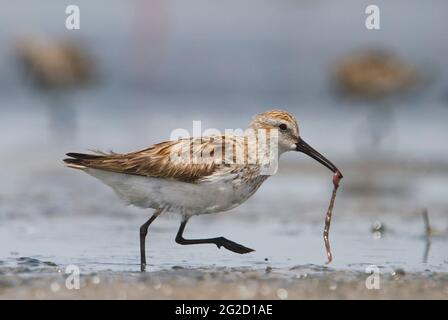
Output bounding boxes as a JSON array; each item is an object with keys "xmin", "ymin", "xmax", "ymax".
[{"xmin": 323, "ymin": 171, "xmax": 343, "ymax": 264}]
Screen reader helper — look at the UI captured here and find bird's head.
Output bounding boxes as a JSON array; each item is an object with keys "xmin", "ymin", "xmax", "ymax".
[{"xmin": 250, "ymin": 109, "xmax": 342, "ymax": 176}]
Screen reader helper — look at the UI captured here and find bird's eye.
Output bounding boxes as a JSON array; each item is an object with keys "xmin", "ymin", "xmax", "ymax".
[{"xmin": 279, "ymin": 123, "xmax": 288, "ymax": 131}]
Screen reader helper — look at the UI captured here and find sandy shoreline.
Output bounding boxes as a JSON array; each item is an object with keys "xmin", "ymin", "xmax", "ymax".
[{"xmin": 1, "ymin": 266, "xmax": 448, "ymax": 299}]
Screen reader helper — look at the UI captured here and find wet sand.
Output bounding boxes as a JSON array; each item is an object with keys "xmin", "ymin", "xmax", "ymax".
[{"xmin": 2, "ymin": 264, "xmax": 448, "ymax": 299}]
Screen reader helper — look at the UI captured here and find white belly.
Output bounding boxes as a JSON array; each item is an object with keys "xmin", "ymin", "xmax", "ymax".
[{"xmin": 85, "ymin": 169, "xmax": 266, "ymax": 216}]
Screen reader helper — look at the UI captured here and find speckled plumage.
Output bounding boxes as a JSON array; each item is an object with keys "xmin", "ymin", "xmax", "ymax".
[{"xmin": 64, "ymin": 110, "xmax": 300, "ymax": 216}]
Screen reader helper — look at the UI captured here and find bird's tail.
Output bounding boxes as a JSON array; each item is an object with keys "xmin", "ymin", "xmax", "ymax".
[{"xmin": 63, "ymin": 152, "xmax": 104, "ymax": 169}]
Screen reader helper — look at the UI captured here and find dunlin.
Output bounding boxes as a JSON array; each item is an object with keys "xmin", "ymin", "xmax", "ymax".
[{"xmin": 64, "ymin": 110, "xmax": 342, "ymax": 271}]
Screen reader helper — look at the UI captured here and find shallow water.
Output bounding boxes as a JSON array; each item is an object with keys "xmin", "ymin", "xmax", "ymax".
[
  {"xmin": 1, "ymin": 165, "xmax": 447, "ymax": 277},
  {"xmin": 0, "ymin": 216, "xmax": 446, "ymax": 274}
]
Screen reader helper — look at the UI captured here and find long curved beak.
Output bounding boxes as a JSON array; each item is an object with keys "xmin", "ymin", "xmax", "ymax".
[{"xmin": 296, "ymin": 138, "xmax": 342, "ymax": 177}]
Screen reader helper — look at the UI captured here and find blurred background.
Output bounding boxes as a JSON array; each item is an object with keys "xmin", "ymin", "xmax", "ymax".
[{"xmin": 0, "ymin": 0, "xmax": 448, "ymax": 279}]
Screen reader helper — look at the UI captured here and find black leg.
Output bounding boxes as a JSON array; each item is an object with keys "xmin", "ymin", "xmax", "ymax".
[
  {"xmin": 175, "ymin": 217, "xmax": 254, "ymax": 254},
  {"xmin": 140, "ymin": 209, "xmax": 161, "ymax": 272}
]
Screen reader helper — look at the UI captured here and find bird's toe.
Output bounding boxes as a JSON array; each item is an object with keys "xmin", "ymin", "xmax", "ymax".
[{"xmin": 217, "ymin": 237, "xmax": 255, "ymax": 254}]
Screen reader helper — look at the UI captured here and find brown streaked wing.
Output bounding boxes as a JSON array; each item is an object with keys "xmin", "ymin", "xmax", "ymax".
[{"xmin": 64, "ymin": 136, "xmax": 244, "ymax": 183}]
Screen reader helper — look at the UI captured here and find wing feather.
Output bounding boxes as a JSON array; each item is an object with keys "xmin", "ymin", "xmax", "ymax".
[{"xmin": 64, "ymin": 135, "xmax": 245, "ymax": 183}]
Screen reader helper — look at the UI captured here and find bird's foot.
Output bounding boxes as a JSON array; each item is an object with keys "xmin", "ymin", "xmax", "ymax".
[
  {"xmin": 215, "ymin": 237, "xmax": 255, "ymax": 254},
  {"xmin": 140, "ymin": 263, "xmax": 146, "ymax": 272}
]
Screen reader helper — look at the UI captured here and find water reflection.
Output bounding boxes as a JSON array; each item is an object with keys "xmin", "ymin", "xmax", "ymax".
[
  {"xmin": 47, "ymin": 94, "xmax": 77, "ymax": 144},
  {"xmin": 354, "ymin": 101, "xmax": 397, "ymax": 157}
]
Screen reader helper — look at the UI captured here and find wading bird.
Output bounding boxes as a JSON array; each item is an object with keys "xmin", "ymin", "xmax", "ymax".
[{"xmin": 64, "ymin": 110, "xmax": 341, "ymax": 271}]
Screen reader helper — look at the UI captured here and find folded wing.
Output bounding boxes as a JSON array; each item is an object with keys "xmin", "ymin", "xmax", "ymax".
[{"xmin": 64, "ymin": 136, "xmax": 244, "ymax": 183}]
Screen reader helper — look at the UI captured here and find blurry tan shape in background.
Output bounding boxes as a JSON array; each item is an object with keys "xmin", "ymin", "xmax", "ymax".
[
  {"xmin": 335, "ymin": 51, "xmax": 419, "ymax": 98},
  {"xmin": 15, "ymin": 38, "xmax": 94, "ymax": 90}
]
